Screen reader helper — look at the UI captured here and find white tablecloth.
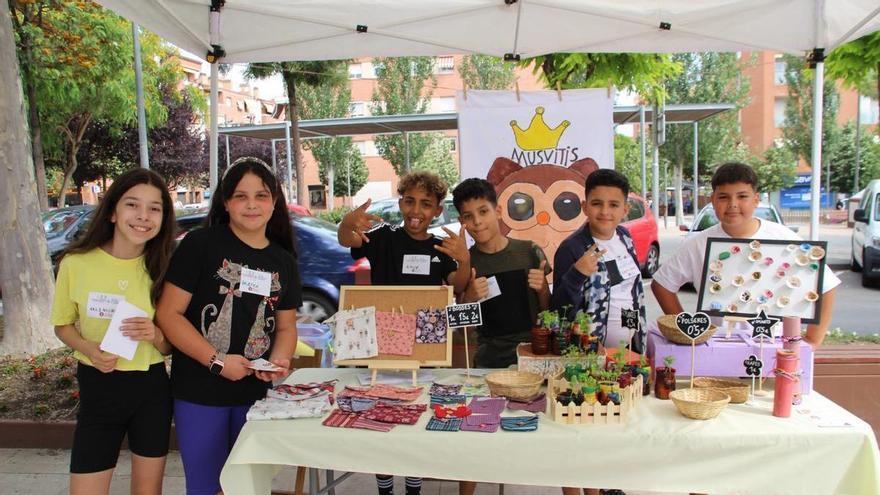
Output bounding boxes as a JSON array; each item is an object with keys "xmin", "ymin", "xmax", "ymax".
[{"xmin": 220, "ymin": 368, "xmax": 880, "ymax": 495}]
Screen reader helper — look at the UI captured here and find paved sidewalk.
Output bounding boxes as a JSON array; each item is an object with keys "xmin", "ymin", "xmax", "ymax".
[{"xmin": 0, "ymin": 448, "xmax": 686, "ymax": 495}]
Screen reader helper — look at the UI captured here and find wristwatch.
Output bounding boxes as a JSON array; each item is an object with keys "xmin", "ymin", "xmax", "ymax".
[{"xmin": 208, "ymin": 353, "xmax": 225, "ymax": 375}]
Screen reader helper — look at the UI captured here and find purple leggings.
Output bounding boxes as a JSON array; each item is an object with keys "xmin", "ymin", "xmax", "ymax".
[{"xmin": 173, "ymin": 399, "xmax": 250, "ymax": 495}]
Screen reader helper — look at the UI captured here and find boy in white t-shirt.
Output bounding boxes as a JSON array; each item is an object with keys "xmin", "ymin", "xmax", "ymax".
[{"xmin": 651, "ymin": 162, "xmax": 839, "ymax": 348}]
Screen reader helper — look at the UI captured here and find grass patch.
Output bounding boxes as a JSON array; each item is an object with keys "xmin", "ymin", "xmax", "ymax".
[{"xmin": 821, "ymin": 328, "xmax": 880, "ymax": 345}]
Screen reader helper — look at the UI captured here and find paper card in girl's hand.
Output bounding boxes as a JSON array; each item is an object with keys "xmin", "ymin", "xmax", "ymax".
[
  {"xmin": 376, "ymin": 311, "xmax": 416, "ymax": 355},
  {"xmin": 326, "ymin": 306, "xmax": 379, "ymax": 361}
]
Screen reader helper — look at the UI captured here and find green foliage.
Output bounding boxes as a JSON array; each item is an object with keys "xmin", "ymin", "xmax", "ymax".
[
  {"xmin": 822, "ymin": 328, "xmax": 880, "ymax": 345},
  {"xmin": 614, "ymin": 133, "xmax": 652, "ymax": 195},
  {"xmin": 296, "ymin": 79, "xmax": 368, "ymax": 197},
  {"xmin": 751, "ymin": 144, "xmax": 798, "ymax": 193},
  {"xmin": 663, "ymin": 355, "xmax": 675, "ymax": 368},
  {"xmin": 458, "ymin": 55, "xmax": 515, "ymax": 90},
  {"xmin": 781, "ymin": 54, "xmax": 842, "ymax": 169},
  {"xmin": 826, "ymin": 121, "xmax": 880, "ymax": 193},
  {"xmin": 372, "ymin": 57, "xmax": 437, "ymax": 175},
  {"xmin": 520, "ymin": 53, "xmax": 681, "ymax": 102},
  {"xmin": 412, "ymin": 135, "xmax": 459, "ymax": 188},
  {"xmin": 661, "ymin": 53, "xmax": 753, "ymax": 198},
  {"xmin": 316, "ymin": 206, "xmax": 353, "ymax": 225},
  {"xmin": 826, "ymin": 32, "xmax": 880, "ymax": 99}
]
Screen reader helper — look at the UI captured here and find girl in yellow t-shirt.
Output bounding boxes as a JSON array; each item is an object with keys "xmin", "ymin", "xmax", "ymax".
[{"xmin": 51, "ymin": 168, "xmax": 176, "ymax": 495}]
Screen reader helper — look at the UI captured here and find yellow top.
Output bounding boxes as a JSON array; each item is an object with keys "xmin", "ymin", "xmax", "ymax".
[{"xmin": 51, "ymin": 248, "xmax": 164, "ymax": 371}]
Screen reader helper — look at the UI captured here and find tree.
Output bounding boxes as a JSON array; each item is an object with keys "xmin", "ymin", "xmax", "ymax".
[
  {"xmin": 520, "ymin": 53, "xmax": 681, "ymax": 101},
  {"xmin": 781, "ymin": 53, "xmax": 842, "ymax": 172},
  {"xmin": 827, "ymin": 121, "xmax": 880, "ymax": 193},
  {"xmin": 372, "ymin": 57, "xmax": 437, "ymax": 176},
  {"xmin": 31, "ymin": 1, "xmax": 177, "ymax": 207},
  {"xmin": 296, "ymin": 75, "xmax": 368, "ymax": 200},
  {"xmin": 826, "ymin": 31, "xmax": 880, "ymax": 131},
  {"xmin": 412, "ymin": 135, "xmax": 459, "ymax": 188},
  {"xmin": 246, "ymin": 61, "xmax": 349, "ymax": 204},
  {"xmin": 752, "ymin": 144, "xmax": 798, "ymax": 193},
  {"xmin": 614, "ymin": 133, "xmax": 652, "ymax": 196},
  {"xmin": 458, "ymin": 55, "xmax": 516, "ymax": 90},
  {"xmin": 0, "ymin": 0, "xmax": 58, "ymax": 355},
  {"xmin": 661, "ymin": 53, "xmax": 752, "ymax": 224},
  {"xmin": 214, "ymin": 136, "xmax": 274, "ymax": 175}
]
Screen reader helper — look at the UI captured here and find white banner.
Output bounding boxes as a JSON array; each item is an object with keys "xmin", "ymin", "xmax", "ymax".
[{"xmin": 456, "ymin": 89, "xmax": 615, "ymax": 268}]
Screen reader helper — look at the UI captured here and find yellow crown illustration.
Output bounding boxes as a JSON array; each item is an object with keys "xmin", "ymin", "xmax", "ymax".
[{"xmin": 510, "ymin": 106, "xmax": 570, "ymax": 151}]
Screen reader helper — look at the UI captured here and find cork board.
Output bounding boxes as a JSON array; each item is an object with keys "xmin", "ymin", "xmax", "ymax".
[{"xmin": 334, "ymin": 285, "xmax": 454, "ymax": 367}]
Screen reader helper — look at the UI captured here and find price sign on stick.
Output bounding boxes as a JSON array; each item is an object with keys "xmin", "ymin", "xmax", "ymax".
[
  {"xmin": 445, "ymin": 302, "xmax": 482, "ymax": 329},
  {"xmin": 748, "ymin": 310, "xmax": 779, "ymax": 394},
  {"xmin": 744, "ymin": 354, "xmax": 763, "ymax": 403},
  {"xmin": 675, "ymin": 312, "xmax": 711, "ymax": 387}
]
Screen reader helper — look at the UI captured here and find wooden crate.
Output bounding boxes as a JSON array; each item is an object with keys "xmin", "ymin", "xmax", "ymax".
[{"xmin": 548, "ymin": 373, "xmax": 643, "ymax": 425}]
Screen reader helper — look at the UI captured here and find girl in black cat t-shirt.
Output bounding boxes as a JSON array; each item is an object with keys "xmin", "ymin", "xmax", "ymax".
[{"xmin": 157, "ymin": 159, "xmax": 302, "ymax": 495}]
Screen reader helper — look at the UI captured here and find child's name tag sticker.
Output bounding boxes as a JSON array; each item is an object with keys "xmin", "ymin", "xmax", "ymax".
[
  {"xmin": 402, "ymin": 254, "xmax": 431, "ymax": 275},
  {"xmin": 616, "ymin": 254, "xmax": 641, "ymax": 280},
  {"xmin": 87, "ymin": 292, "xmax": 124, "ymax": 319},
  {"xmin": 479, "ymin": 276, "xmax": 502, "ymax": 302},
  {"xmin": 240, "ymin": 267, "xmax": 271, "ymax": 296}
]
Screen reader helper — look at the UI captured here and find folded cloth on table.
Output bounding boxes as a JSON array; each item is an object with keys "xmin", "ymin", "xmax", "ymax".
[
  {"xmin": 361, "ymin": 403, "xmax": 428, "ymax": 425},
  {"xmin": 430, "ymin": 394, "xmax": 467, "ymax": 406},
  {"xmin": 429, "ymin": 383, "xmax": 463, "ymax": 396},
  {"xmin": 468, "ymin": 396, "xmax": 507, "ymax": 416},
  {"xmin": 465, "ymin": 413, "xmax": 500, "ymax": 426},
  {"xmin": 507, "ymin": 393, "xmax": 546, "ymax": 413},
  {"xmin": 459, "ymin": 417, "xmax": 500, "ymax": 433},
  {"xmin": 246, "ymin": 394, "xmax": 332, "ymax": 421},
  {"xmin": 425, "ymin": 417, "xmax": 463, "ymax": 432},
  {"xmin": 340, "ymin": 384, "xmax": 424, "ymax": 402},
  {"xmin": 322, "ymin": 409, "xmax": 360, "ymax": 428},
  {"xmin": 460, "ymin": 383, "xmax": 490, "ymax": 397},
  {"xmin": 351, "ymin": 415, "xmax": 396, "ymax": 432},
  {"xmin": 267, "ymin": 380, "xmax": 338, "ymax": 404},
  {"xmin": 337, "ymin": 396, "xmax": 380, "ymax": 413},
  {"xmin": 500, "ymin": 415, "xmax": 539, "ymax": 432}
]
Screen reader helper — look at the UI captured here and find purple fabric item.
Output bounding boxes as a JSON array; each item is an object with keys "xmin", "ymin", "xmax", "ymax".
[
  {"xmin": 465, "ymin": 413, "xmax": 500, "ymax": 426},
  {"xmin": 507, "ymin": 393, "xmax": 547, "ymax": 413},
  {"xmin": 468, "ymin": 396, "xmax": 507, "ymax": 415},
  {"xmin": 459, "ymin": 419, "xmax": 500, "ymax": 433}
]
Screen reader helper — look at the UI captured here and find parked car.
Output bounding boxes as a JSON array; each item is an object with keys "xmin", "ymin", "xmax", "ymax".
[
  {"xmin": 365, "ymin": 197, "xmax": 461, "ymax": 238},
  {"xmin": 287, "ymin": 203, "xmax": 313, "ymax": 216},
  {"xmin": 622, "ymin": 193, "xmax": 661, "ymax": 277},
  {"xmin": 175, "ymin": 212, "xmax": 366, "ymax": 321},
  {"xmin": 42, "ymin": 205, "xmax": 95, "ymax": 268},
  {"xmin": 679, "ymin": 203, "xmax": 799, "ymax": 238},
  {"xmin": 851, "ymin": 179, "xmax": 880, "ymax": 288}
]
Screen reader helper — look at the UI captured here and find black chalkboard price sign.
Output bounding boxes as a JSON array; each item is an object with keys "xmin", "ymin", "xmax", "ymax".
[
  {"xmin": 743, "ymin": 354, "xmax": 763, "ymax": 377},
  {"xmin": 445, "ymin": 302, "xmax": 482, "ymax": 328},
  {"xmin": 675, "ymin": 311, "xmax": 712, "ymax": 341}
]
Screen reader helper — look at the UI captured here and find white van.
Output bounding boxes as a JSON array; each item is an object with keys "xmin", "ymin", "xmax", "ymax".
[{"xmin": 851, "ymin": 179, "xmax": 880, "ymax": 287}]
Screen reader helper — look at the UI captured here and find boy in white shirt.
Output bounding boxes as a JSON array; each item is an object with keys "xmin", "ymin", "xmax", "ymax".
[{"xmin": 651, "ymin": 162, "xmax": 839, "ymax": 348}]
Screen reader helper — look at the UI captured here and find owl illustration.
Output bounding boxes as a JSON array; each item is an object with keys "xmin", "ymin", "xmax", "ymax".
[{"xmin": 487, "ymin": 157, "xmax": 599, "ymax": 270}]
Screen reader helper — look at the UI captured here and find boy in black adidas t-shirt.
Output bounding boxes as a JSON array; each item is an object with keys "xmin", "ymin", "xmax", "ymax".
[{"xmin": 336, "ymin": 171, "xmax": 468, "ymax": 495}]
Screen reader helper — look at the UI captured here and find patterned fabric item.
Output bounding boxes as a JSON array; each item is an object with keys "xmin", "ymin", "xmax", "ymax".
[
  {"xmin": 322, "ymin": 409, "xmax": 361, "ymax": 428},
  {"xmin": 375, "ymin": 311, "xmax": 417, "ymax": 355},
  {"xmin": 430, "ymin": 394, "xmax": 467, "ymax": 406},
  {"xmin": 415, "ymin": 308, "xmax": 448, "ymax": 343},
  {"xmin": 429, "ymin": 383, "xmax": 463, "ymax": 396},
  {"xmin": 500, "ymin": 415, "xmax": 539, "ymax": 432},
  {"xmin": 246, "ymin": 394, "xmax": 331, "ymax": 420},
  {"xmin": 460, "ymin": 382, "xmax": 490, "ymax": 397},
  {"xmin": 425, "ymin": 417, "xmax": 463, "ymax": 432},
  {"xmin": 268, "ymin": 380, "xmax": 338, "ymax": 404},
  {"xmin": 326, "ymin": 306, "xmax": 379, "ymax": 361},
  {"xmin": 361, "ymin": 403, "xmax": 427, "ymax": 425},
  {"xmin": 336, "ymin": 396, "xmax": 380, "ymax": 413},
  {"xmin": 465, "ymin": 413, "xmax": 500, "ymax": 426},
  {"xmin": 340, "ymin": 384, "xmax": 424, "ymax": 402},
  {"xmin": 507, "ymin": 393, "xmax": 547, "ymax": 413},
  {"xmin": 351, "ymin": 415, "xmax": 396, "ymax": 432}
]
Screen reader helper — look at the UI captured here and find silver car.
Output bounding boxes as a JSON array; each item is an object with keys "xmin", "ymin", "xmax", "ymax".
[{"xmin": 679, "ymin": 203, "xmax": 799, "ymax": 237}]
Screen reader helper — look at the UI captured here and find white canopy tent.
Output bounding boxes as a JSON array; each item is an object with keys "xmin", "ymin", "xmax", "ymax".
[{"xmin": 98, "ymin": 0, "xmax": 880, "ymax": 239}]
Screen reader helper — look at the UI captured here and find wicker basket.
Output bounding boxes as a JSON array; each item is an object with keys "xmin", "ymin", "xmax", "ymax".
[
  {"xmin": 693, "ymin": 377, "xmax": 750, "ymax": 404},
  {"xmin": 485, "ymin": 371, "xmax": 544, "ymax": 401},
  {"xmin": 657, "ymin": 314, "xmax": 718, "ymax": 345},
  {"xmin": 669, "ymin": 388, "xmax": 730, "ymax": 420}
]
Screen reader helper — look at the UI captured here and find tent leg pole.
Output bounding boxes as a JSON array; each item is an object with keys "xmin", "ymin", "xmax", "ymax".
[{"xmin": 809, "ymin": 56, "xmax": 824, "ymax": 241}]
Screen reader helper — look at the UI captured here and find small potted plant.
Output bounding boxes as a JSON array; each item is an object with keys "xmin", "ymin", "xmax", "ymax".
[
  {"xmin": 654, "ymin": 355, "xmax": 677, "ymax": 400},
  {"xmin": 637, "ymin": 354, "xmax": 652, "ymax": 396},
  {"xmin": 581, "ymin": 375, "xmax": 598, "ymax": 405},
  {"xmin": 531, "ymin": 311, "xmax": 551, "ymax": 355}
]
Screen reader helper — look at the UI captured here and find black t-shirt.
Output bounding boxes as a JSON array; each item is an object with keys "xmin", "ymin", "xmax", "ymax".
[
  {"xmin": 164, "ymin": 224, "xmax": 302, "ymax": 406},
  {"xmin": 352, "ymin": 224, "xmax": 457, "ymax": 286}
]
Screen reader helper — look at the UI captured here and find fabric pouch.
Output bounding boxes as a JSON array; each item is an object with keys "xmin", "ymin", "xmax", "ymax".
[
  {"xmin": 415, "ymin": 308, "xmax": 448, "ymax": 344},
  {"xmin": 500, "ymin": 415, "xmax": 539, "ymax": 432},
  {"xmin": 375, "ymin": 309, "xmax": 417, "ymax": 355},
  {"xmin": 326, "ymin": 306, "xmax": 378, "ymax": 361},
  {"xmin": 426, "ymin": 417, "xmax": 463, "ymax": 432}
]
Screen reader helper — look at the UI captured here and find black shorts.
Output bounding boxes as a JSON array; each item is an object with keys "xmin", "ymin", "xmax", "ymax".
[{"xmin": 70, "ymin": 362, "xmax": 172, "ymax": 474}]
